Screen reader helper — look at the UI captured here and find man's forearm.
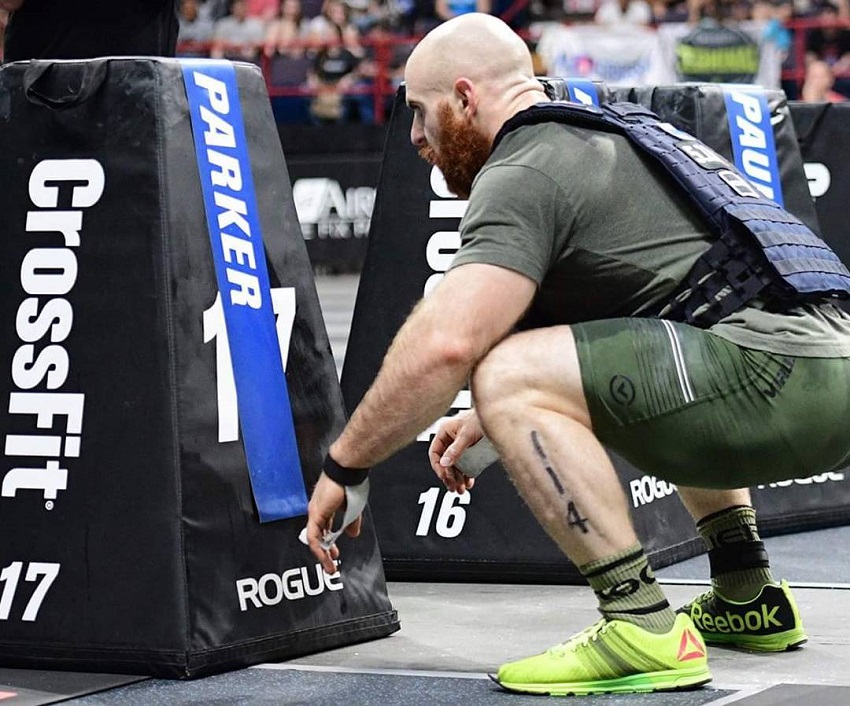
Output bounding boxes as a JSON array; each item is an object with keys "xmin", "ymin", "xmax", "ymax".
[
  {"xmin": 329, "ymin": 303, "xmax": 476, "ymax": 469},
  {"xmin": 326, "ymin": 263, "xmax": 536, "ymax": 473}
]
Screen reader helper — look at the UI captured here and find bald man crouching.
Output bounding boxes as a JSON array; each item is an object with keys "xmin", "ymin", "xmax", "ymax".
[{"xmin": 306, "ymin": 13, "xmax": 850, "ymax": 696}]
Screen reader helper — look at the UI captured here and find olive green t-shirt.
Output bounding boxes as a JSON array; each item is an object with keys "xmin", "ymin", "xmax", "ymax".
[{"xmin": 448, "ymin": 121, "xmax": 850, "ymax": 357}]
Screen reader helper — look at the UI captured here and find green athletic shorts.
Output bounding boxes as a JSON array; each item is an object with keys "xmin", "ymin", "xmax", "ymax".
[{"xmin": 573, "ymin": 318, "xmax": 850, "ymax": 488}]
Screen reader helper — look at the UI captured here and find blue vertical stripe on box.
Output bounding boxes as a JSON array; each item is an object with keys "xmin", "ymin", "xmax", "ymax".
[
  {"xmin": 182, "ymin": 59, "xmax": 307, "ymax": 522},
  {"xmin": 722, "ymin": 85, "xmax": 784, "ymax": 207}
]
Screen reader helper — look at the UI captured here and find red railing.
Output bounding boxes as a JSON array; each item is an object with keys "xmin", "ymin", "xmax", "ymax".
[
  {"xmin": 782, "ymin": 16, "xmax": 850, "ymax": 96},
  {"xmin": 179, "ymin": 33, "xmax": 418, "ymax": 124},
  {"xmin": 177, "ymin": 15, "xmax": 850, "ymax": 123}
]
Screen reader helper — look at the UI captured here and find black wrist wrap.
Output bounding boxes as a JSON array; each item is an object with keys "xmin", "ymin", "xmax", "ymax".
[{"xmin": 323, "ymin": 454, "xmax": 370, "ymax": 486}]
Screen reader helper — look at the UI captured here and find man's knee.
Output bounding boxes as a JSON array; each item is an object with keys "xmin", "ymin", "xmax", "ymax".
[
  {"xmin": 471, "ymin": 334, "xmax": 526, "ymax": 415},
  {"xmin": 472, "ymin": 326, "xmax": 589, "ymax": 428}
]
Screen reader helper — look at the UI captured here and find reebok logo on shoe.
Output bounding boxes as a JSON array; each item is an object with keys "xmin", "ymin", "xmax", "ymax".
[
  {"xmin": 677, "ymin": 628, "xmax": 706, "ymax": 662},
  {"xmin": 689, "ymin": 602, "xmax": 782, "ymax": 634}
]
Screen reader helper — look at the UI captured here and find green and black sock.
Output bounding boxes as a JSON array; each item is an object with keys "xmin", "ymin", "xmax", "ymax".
[
  {"xmin": 697, "ymin": 505, "xmax": 774, "ymax": 602},
  {"xmin": 581, "ymin": 544, "xmax": 676, "ymax": 634}
]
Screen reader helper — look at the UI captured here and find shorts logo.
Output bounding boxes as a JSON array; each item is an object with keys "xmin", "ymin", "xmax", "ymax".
[
  {"xmin": 609, "ymin": 375, "xmax": 636, "ymax": 405},
  {"xmin": 762, "ymin": 356, "xmax": 794, "ymax": 398}
]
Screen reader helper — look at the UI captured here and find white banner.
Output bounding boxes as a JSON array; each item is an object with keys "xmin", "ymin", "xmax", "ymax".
[
  {"xmin": 534, "ymin": 21, "xmax": 782, "ymax": 90},
  {"xmin": 656, "ymin": 21, "xmax": 782, "ymax": 89}
]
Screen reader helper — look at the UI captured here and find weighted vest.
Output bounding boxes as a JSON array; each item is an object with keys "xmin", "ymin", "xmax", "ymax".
[{"xmin": 494, "ymin": 101, "xmax": 850, "ymax": 328}]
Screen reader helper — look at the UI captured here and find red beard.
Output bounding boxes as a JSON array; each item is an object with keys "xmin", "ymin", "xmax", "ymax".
[{"xmin": 418, "ymin": 101, "xmax": 492, "ymax": 199}]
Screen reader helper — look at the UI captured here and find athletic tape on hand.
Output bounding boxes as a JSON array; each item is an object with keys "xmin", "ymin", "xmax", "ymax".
[
  {"xmin": 454, "ymin": 438, "xmax": 499, "ymax": 478},
  {"xmin": 298, "ymin": 479, "xmax": 370, "ymax": 551}
]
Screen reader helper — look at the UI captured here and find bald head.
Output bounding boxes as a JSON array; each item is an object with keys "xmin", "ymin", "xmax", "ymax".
[
  {"xmin": 405, "ymin": 14, "xmax": 535, "ymax": 96},
  {"xmin": 404, "ymin": 14, "xmax": 545, "ymax": 142},
  {"xmin": 403, "ymin": 14, "xmax": 547, "ymax": 185}
]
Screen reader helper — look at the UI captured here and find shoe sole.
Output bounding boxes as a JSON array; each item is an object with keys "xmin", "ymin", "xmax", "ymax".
[
  {"xmin": 702, "ymin": 630, "xmax": 808, "ymax": 652},
  {"xmin": 490, "ymin": 666, "xmax": 712, "ymax": 696}
]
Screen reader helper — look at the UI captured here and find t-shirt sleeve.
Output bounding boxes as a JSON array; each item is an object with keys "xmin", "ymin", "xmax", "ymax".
[{"xmin": 448, "ymin": 163, "xmax": 573, "ymax": 284}]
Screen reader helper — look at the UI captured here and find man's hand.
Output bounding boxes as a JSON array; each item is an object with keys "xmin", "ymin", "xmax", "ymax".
[
  {"xmin": 305, "ymin": 474, "xmax": 362, "ymax": 575},
  {"xmin": 428, "ymin": 409, "xmax": 482, "ymax": 494}
]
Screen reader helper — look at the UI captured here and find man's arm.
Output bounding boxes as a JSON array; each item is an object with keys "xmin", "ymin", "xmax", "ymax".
[
  {"xmin": 307, "ymin": 262, "xmax": 536, "ymax": 571},
  {"xmin": 0, "ymin": 0, "xmax": 24, "ymax": 11},
  {"xmin": 329, "ymin": 262, "xmax": 536, "ymax": 470}
]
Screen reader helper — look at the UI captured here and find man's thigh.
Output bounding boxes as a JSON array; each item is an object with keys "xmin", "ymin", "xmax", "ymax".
[{"xmin": 573, "ymin": 318, "xmax": 850, "ymax": 488}]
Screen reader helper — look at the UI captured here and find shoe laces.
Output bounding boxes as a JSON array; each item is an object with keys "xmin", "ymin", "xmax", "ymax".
[
  {"xmin": 690, "ymin": 589, "xmax": 714, "ymax": 607},
  {"xmin": 548, "ymin": 619, "xmax": 610, "ymax": 657}
]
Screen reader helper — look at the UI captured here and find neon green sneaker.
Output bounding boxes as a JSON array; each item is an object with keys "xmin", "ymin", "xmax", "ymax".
[
  {"xmin": 493, "ymin": 613, "xmax": 711, "ymax": 696},
  {"xmin": 678, "ymin": 579, "xmax": 807, "ymax": 652}
]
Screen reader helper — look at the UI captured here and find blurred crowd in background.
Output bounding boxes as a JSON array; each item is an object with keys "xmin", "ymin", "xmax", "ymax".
[
  {"xmin": 0, "ymin": 0, "xmax": 848, "ymax": 123},
  {"xmin": 171, "ymin": 0, "xmax": 850, "ymax": 123}
]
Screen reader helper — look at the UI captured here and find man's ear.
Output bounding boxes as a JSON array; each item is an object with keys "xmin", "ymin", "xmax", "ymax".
[{"xmin": 454, "ymin": 77, "xmax": 477, "ymax": 118}]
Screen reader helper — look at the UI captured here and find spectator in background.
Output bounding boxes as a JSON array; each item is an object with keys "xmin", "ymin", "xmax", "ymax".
[
  {"xmin": 264, "ymin": 0, "xmax": 309, "ymax": 56},
  {"xmin": 751, "ymin": 0, "xmax": 795, "ymax": 94},
  {"xmin": 687, "ymin": 0, "xmax": 714, "ymax": 21},
  {"xmin": 352, "ymin": 18, "xmax": 413, "ymax": 121},
  {"xmin": 200, "ymin": 0, "xmax": 231, "ymax": 21},
  {"xmin": 595, "ymin": 0, "xmax": 652, "ymax": 23},
  {"xmin": 307, "ymin": 38, "xmax": 360, "ymax": 122},
  {"xmin": 435, "ymin": 0, "xmax": 491, "ymax": 21},
  {"xmin": 679, "ymin": 0, "xmax": 760, "ymax": 82},
  {"xmin": 650, "ymin": 0, "xmax": 690, "ymax": 22},
  {"xmin": 725, "ymin": 0, "xmax": 753, "ymax": 18},
  {"xmin": 413, "ymin": 0, "xmax": 443, "ymax": 33},
  {"xmin": 210, "ymin": 0, "xmax": 267, "ymax": 60},
  {"xmin": 380, "ymin": 0, "xmax": 419, "ymax": 33},
  {"xmin": 802, "ymin": 57, "xmax": 850, "ymax": 98},
  {"xmin": 805, "ymin": 1, "xmax": 850, "ymax": 71},
  {"xmin": 178, "ymin": 0, "xmax": 216, "ymax": 53},
  {"xmin": 753, "ymin": 0, "xmax": 793, "ymax": 55},
  {"xmin": 246, "ymin": 0, "xmax": 281, "ymax": 20},
  {"xmin": 687, "ymin": 0, "xmax": 752, "ymax": 26},
  {"xmin": 302, "ymin": 0, "xmax": 365, "ymax": 123},
  {"xmin": 805, "ymin": 0, "xmax": 850, "ymax": 95},
  {"xmin": 344, "ymin": 0, "xmax": 376, "ymax": 32},
  {"xmin": 348, "ymin": 0, "xmax": 417, "ymax": 33},
  {"xmin": 815, "ymin": 0, "xmax": 850, "ymax": 15},
  {"xmin": 306, "ymin": 0, "xmax": 363, "ymax": 53}
]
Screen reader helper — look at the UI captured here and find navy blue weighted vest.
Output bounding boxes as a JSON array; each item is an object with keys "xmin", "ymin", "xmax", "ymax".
[{"xmin": 494, "ymin": 101, "xmax": 850, "ymax": 328}]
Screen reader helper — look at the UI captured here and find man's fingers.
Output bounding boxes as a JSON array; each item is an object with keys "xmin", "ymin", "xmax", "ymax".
[
  {"xmin": 447, "ymin": 468, "xmax": 476, "ymax": 494},
  {"xmin": 429, "ymin": 424, "xmax": 460, "ymax": 479},
  {"xmin": 439, "ymin": 447, "xmax": 457, "ymax": 468},
  {"xmin": 428, "ymin": 426, "xmax": 454, "ymax": 465},
  {"xmin": 440, "ymin": 435, "xmax": 466, "ymax": 468},
  {"xmin": 306, "ymin": 518, "xmax": 337, "ymax": 575},
  {"xmin": 428, "ymin": 414, "xmax": 483, "ymax": 491},
  {"xmin": 428, "ymin": 445, "xmax": 446, "ymax": 475},
  {"xmin": 305, "ymin": 475, "xmax": 351, "ymax": 575},
  {"xmin": 440, "ymin": 424, "xmax": 482, "ymax": 468}
]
